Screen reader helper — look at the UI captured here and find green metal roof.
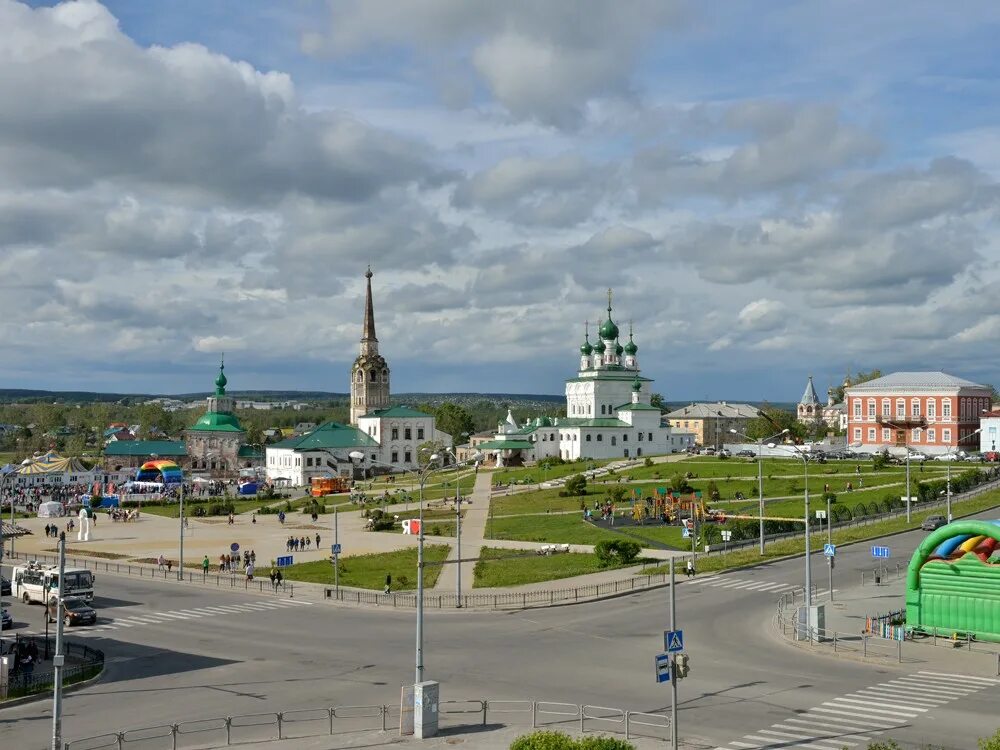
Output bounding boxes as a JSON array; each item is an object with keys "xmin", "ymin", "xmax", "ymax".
[
  {"xmin": 189, "ymin": 411, "xmax": 244, "ymax": 432},
  {"xmin": 237, "ymin": 445, "xmax": 263, "ymax": 458},
  {"xmin": 102, "ymin": 440, "xmax": 187, "ymax": 457},
  {"xmin": 615, "ymin": 402, "xmax": 662, "ymax": 411},
  {"xmin": 362, "ymin": 406, "xmax": 433, "ymax": 419},
  {"xmin": 477, "ymin": 439, "xmax": 535, "ymax": 450},
  {"xmin": 566, "ymin": 374, "xmax": 652, "ymax": 383},
  {"xmin": 268, "ymin": 421, "xmax": 379, "ymax": 452}
]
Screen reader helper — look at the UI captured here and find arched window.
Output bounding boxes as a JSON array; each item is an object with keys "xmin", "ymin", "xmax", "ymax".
[
  {"xmin": 382, "ymin": 369, "xmax": 389, "ymax": 383},
  {"xmin": 611, "ymin": 436, "xmax": 617, "ymax": 446},
  {"xmin": 597, "ymin": 434, "xmax": 603, "ymax": 442},
  {"xmin": 370, "ymin": 370, "xmax": 377, "ymax": 382},
  {"xmin": 356, "ymin": 371, "xmax": 363, "ymax": 383},
  {"xmin": 600, "ymin": 405, "xmax": 606, "ymax": 415}
]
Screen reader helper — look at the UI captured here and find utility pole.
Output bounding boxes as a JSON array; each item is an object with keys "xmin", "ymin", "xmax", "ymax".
[
  {"xmin": 455, "ymin": 478, "xmax": 463, "ymax": 607},
  {"xmin": 51, "ymin": 533, "xmax": 67, "ymax": 750},
  {"xmin": 826, "ymin": 493, "xmax": 834, "ymax": 602},
  {"xmin": 333, "ymin": 507, "xmax": 339, "ymax": 599},
  {"xmin": 669, "ymin": 557, "xmax": 678, "ymax": 750},
  {"xmin": 946, "ymin": 464, "xmax": 952, "ymax": 522},
  {"xmin": 178, "ymin": 479, "xmax": 185, "ymax": 580}
]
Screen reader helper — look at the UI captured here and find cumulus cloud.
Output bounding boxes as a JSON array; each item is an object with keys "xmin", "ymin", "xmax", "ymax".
[
  {"xmin": 305, "ymin": 0, "xmax": 684, "ymax": 128},
  {"xmin": 737, "ymin": 299, "xmax": 786, "ymax": 331}
]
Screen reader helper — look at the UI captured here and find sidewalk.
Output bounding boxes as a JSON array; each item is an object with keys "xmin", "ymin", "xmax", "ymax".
[{"xmin": 431, "ymin": 469, "xmax": 492, "ymax": 594}]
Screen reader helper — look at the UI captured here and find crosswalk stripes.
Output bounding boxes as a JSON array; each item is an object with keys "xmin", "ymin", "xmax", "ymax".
[
  {"xmin": 712, "ymin": 670, "xmax": 1000, "ymax": 749},
  {"xmin": 64, "ymin": 598, "xmax": 313, "ymax": 637},
  {"xmin": 687, "ymin": 574, "xmax": 832, "ymax": 596}
]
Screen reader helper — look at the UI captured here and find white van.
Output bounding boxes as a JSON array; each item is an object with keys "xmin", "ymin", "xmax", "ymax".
[{"xmin": 12, "ymin": 561, "xmax": 95, "ymax": 604}]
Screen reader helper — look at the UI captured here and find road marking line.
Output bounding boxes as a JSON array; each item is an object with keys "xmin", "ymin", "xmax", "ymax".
[
  {"xmin": 821, "ymin": 702, "xmax": 918, "ymax": 719},
  {"xmin": 781, "ymin": 717, "xmax": 873, "ymax": 735},
  {"xmin": 917, "ymin": 670, "xmax": 1000, "ymax": 685},
  {"xmin": 761, "ymin": 724, "xmax": 858, "ymax": 750},
  {"xmin": 753, "ymin": 582, "xmax": 790, "ymax": 591},
  {"xmin": 204, "ymin": 605, "xmax": 249, "ymax": 613},
  {"xmin": 274, "ymin": 599, "xmax": 312, "ymax": 605},
  {"xmin": 729, "ymin": 742, "xmax": 758, "ymax": 748},
  {"xmin": 769, "ymin": 725, "xmax": 863, "ymax": 746},
  {"xmin": 810, "ymin": 707, "xmax": 906, "ymax": 725},
  {"xmin": 888, "ymin": 678, "xmax": 976, "ymax": 695},
  {"xmin": 740, "ymin": 582, "xmax": 779, "ymax": 590},
  {"xmin": 171, "ymin": 610, "xmax": 206, "ymax": 617},
  {"xmin": 833, "ymin": 697, "xmax": 927, "ymax": 713},
  {"xmin": 851, "ymin": 690, "xmax": 943, "ymax": 706},
  {"xmin": 107, "ymin": 620, "xmax": 134, "ymax": 627},
  {"xmin": 706, "ymin": 580, "xmax": 745, "ymax": 587},
  {"xmin": 150, "ymin": 612, "xmax": 191, "ymax": 620},
  {"xmin": 796, "ymin": 713, "xmax": 899, "ymax": 730},
  {"xmin": 740, "ymin": 735, "xmax": 779, "ymax": 746},
  {"xmin": 716, "ymin": 581, "xmax": 757, "ymax": 589}
]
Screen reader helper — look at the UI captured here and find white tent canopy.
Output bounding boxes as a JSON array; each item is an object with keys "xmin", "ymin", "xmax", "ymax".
[{"xmin": 37, "ymin": 501, "xmax": 65, "ymax": 518}]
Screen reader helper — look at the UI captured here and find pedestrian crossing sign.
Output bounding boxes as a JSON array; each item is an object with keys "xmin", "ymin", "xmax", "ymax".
[
  {"xmin": 664, "ymin": 629, "xmax": 684, "ymax": 653},
  {"xmin": 823, "ymin": 543, "xmax": 836, "ymax": 557}
]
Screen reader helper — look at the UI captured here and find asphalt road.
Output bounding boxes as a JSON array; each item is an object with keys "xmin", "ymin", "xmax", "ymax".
[{"xmin": 2, "ymin": 510, "xmax": 999, "ymax": 750}]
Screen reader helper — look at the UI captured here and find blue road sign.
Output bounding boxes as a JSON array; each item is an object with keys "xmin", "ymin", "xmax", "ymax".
[
  {"xmin": 823, "ymin": 543, "xmax": 836, "ymax": 557},
  {"xmin": 872, "ymin": 545, "xmax": 891, "ymax": 559},
  {"xmin": 664, "ymin": 629, "xmax": 684, "ymax": 653},
  {"xmin": 331, "ymin": 543, "xmax": 342, "ymax": 555},
  {"xmin": 276, "ymin": 555, "xmax": 293, "ymax": 567},
  {"xmin": 654, "ymin": 653, "xmax": 671, "ymax": 684},
  {"xmin": 230, "ymin": 542, "xmax": 240, "ymax": 553},
  {"xmin": 682, "ymin": 527, "xmax": 691, "ymax": 538}
]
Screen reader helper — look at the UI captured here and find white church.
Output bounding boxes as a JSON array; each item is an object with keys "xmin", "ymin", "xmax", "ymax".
[
  {"xmin": 477, "ymin": 292, "xmax": 693, "ymax": 466},
  {"xmin": 265, "ymin": 269, "xmax": 452, "ymax": 485}
]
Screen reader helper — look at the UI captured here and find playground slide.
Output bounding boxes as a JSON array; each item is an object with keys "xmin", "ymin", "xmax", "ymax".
[{"xmin": 933, "ymin": 535, "xmax": 972, "ymax": 559}]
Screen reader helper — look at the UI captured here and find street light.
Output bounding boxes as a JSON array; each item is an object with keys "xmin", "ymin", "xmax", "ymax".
[
  {"xmin": 772, "ymin": 441, "xmax": 813, "ymax": 625},
  {"xmin": 444, "ymin": 449, "xmax": 484, "ymax": 607},
  {"xmin": 880, "ymin": 421, "xmax": 914, "ymax": 522},
  {"xmin": 730, "ymin": 428, "xmax": 789, "ymax": 554}
]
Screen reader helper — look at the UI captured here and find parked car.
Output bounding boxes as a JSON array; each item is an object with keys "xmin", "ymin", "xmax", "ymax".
[
  {"xmin": 962, "ymin": 453, "xmax": 983, "ymax": 462},
  {"xmin": 1, "ymin": 609, "xmax": 11, "ymax": 629},
  {"xmin": 47, "ymin": 596, "xmax": 97, "ymax": 627},
  {"xmin": 921, "ymin": 515, "xmax": 947, "ymax": 531},
  {"xmin": 1, "ymin": 575, "xmax": 10, "ymax": 596},
  {"xmin": 935, "ymin": 453, "xmax": 961, "ymax": 461},
  {"xmin": 735, "ymin": 449, "xmax": 756, "ymax": 458},
  {"xmin": 717, "ymin": 448, "xmax": 731, "ymax": 458}
]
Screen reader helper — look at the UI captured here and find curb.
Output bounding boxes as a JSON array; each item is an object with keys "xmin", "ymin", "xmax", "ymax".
[{"xmin": 0, "ymin": 653, "xmax": 106, "ymax": 710}]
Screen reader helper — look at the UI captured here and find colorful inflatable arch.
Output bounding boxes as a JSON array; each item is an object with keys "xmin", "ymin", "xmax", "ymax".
[
  {"xmin": 906, "ymin": 519, "xmax": 1000, "ymax": 642},
  {"xmin": 135, "ymin": 460, "xmax": 184, "ymax": 485}
]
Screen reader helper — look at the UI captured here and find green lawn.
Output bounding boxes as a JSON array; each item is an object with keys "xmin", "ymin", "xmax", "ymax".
[
  {"xmin": 491, "ymin": 487, "xmax": 588, "ymax": 515},
  {"xmin": 645, "ymin": 489, "xmax": 1000, "ymax": 576},
  {"xmin": 492, "ymin": 458, "xmax": 616, "ymax": 486},
  {"xmin": 140, "ymin": 499, "xmax": 265, "ymax": 518},
  {"xmin": 473, "ymin": 546, "xmax": 637, "ymax": 588},
  {"xmin": 486, "ymin": 514, "xmax": 618, "ymax": 545},
  {"xmin": 350, "ymin": 472, "xmax": 476, "ymax": 503},
  {"xmin": 280, "ymin": 544, "xmax": 450, "ymax": 590},
  {"xmin": 374, "ymin": 508, "xmax": 463, "ymax": 537}
]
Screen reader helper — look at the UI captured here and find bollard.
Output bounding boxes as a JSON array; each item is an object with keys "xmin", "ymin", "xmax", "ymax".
[
  {"xmin": 532, "ymin": 701, "xmax": 537, "ymax": 729},
  {"xmin": 897, "ymin": 638, "xmax": 902, "ymax": 663},
  {"xmin": 996, "ymin": 652, "xmax": 999, "ymax": 677},
  {"xmin": 863, "ymin": 636, "xmax": 868, "ymax": 658},
  {"xmin": 226, "ymin": 717, "xmax": 232, "ymax": 745},
  {"xmin": 171, "ymin": 724, "xmax": 179, "ymax": 750},
  {"xmin": 833, "ymin": 633, "xmax": 838, "ymax": 653},
  {"xmin": 580, "ymin": 704, "xmax": 585, "ymax": 733},
  {"xmin": 482, "ymin": 699, "xmax": 488, "ymax": 726},
  {"xmin": 382, "ymin": 705, "xmax": 388, "ymax": 732},
  {"xmin": 117, "ymin": 732, "xmax": 125, "ymax": 750},
  {"xmin": 277, "ymin": 712, "xmax": 283, "ymax": 739}
]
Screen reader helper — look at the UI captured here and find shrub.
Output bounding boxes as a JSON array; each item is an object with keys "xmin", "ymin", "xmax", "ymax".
[
  {"xmin": 431, "ymin": 525, "xmax": 441, "ymax": 536},
  {"xmin": 594, "ymin": 540, "xmax": 642, "ymax": 566},
  {"xmin": 643, "ymin": 457, "xmax": 653, "ymax": 467},
  {"xmin": 564, "ymin": 474, "xmax": 588, "ymax": 497},
  {"xmin": 979, "ymin": 729, "xmax": 1000, "ymax": 750},
  {"xmin": 705, "ymin": 481, "xmax": 720, "ymax": 501},
  {"xmin": 576, "ymin": 737, "xmax": 637, "ymax": 750},
  {"xmin": 510, "ymin": 730, "xmax": 578, "ymax": 750}
]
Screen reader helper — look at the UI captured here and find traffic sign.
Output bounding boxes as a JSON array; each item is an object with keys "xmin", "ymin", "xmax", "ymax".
[
  {"xmin": 230, "ymin": 542, "xmax": 240, "ymax": 553},
  {"xmin": 815, "ymin": 510, "xmax": 827, "ymax": 520},
  {"xmin": 276, "ymin": 555, "xmax": 293, "ymax": 567},
  {"xmin": 331, "ymin": 543, "xmax": 342, "ymax": 555},
  {"xmin": 664, "ymin": 629, "xmax": 684, "ymax": 653},
  {"xmin": 872, "ymin": 545, "xmax": 891, "ymax": 559},
  {"xmin": 654, "ymin": 653, "xmax": 671, "ymax": 684},
  {"xmin": 721, "ymin": 530, "xmax": 732, "ymax": 542},
  {"xmin": 823, "ymin": 543, "xmax": 836, "ymax": 557},
  {"xmin": 682, "ymin": 527, "xmax": 690, "ymax": 538}
]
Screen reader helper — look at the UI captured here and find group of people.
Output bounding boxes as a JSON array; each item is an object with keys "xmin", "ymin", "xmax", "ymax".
[
  {"xmin": 285, "ymin": 534, "xmax": 321, "ymax": 552},
  {"xmin": 583, "ymin": 499, "xmax": 618, "ymax": 524},
  {"xmin": 218, "ymin": 548, "xmax": 256, "ymax": 573},
  {"xmin": 106, "ymin": 507, "xmax": 139, "ymax": 522},
  {"xmin": 5, "ymin": 637, "xmax": 40, "ymax": 676},
  {"xmin": 42, "ymin": 522, "xmax": 69, "ymax": 538}
]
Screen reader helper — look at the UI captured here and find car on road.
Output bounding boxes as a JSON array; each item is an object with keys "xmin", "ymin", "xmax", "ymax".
[
  {"xmin": 716, "ymin": 448, "xmax": 731, "ymax": 458},
  {"xmin": 735, "ymin": 449, "xmax": 756, "ymax": 457},
  {"xmin": 47, "ymin": 596, "xmax": 97, "ymax": 627},
  {"xmin": 1, "ymin": 609, "xmax": 11, "ymax": 629},
  {"xmin": 1, "ymin": 575, "xmax": 10, "ymax": 596},
  {"xmin": 921, "ymin": 515, "xmax": 947, "ymax": 531}
]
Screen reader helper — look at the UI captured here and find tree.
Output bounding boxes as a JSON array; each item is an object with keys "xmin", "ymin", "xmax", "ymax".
[
  {"xmin": 744, "ymin": 405, "xmax": 804, "ymax": 441},
  {"xmin": 650, "ymin": 393, "xmax": 664, "ymax": 409},
  {"xmin": 833, "ymin": 368, "xmax": 882, "ymax": 404},
  {"xmin": 564, "ymin": 474, "xmax": 587, "ymax": 496},
  {"xmin": 434, "ymin": 403, "xmax": 475, "ymax": 442},
  {"xmin": 417, "ymin": 439, "xmax": 449, "ymax": 467}
]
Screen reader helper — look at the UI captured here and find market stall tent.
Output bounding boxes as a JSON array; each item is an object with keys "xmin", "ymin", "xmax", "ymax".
[{"xmin": 37, "ymin": 501, "xmax": 65, "ymax": 518}]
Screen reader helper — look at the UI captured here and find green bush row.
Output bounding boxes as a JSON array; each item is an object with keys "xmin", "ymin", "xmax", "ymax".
[{"xmin": 510, "ymin": 730, "xmax": 635, "ymax": 750}]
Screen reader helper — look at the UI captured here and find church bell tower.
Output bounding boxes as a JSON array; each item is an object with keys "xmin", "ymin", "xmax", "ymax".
[{"xmin": 350, "ymin": 267, "xmax": 390, "ymax": 424}]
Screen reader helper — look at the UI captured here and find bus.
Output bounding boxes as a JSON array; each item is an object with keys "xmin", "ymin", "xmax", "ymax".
[{"xmin": 12, "ymin": 561, "xmax": 95, "ymax": 605}]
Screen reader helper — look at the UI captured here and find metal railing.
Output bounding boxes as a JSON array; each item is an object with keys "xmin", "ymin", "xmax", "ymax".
[
  {"xmin": 4, "ymin": 550, "xmax": 294, "ymax": 597},
  {"xmin": 773, "ymin": 590, "xmax": 1000, "ymax": 671},
  {"xmin": 3, "ymin": 636, "xmax": 104, "ymax": 700},
  {"xmin": 64, "ymin": 697, "xmax": 671, "ymax": 749}
]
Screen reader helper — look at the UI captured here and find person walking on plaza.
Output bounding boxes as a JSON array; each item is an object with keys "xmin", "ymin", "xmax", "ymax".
[
  {"xmin": 315, "ymin": 533, "xmax": 321, "ymax": 549},
  {"xmin": 202, "ymin": 555, "xmax": 210, "ymax": 577},
  {"xmin": 384, "ymin": 574, "xmax": 391, "ymax": 595},
  {"xmin": 685, "ymin": 560, "xmax": 695, "ymax": 578},
  {"xmin": 167, "ymin": 559, "xmax": 173, "ymax": 574},
  {"xmin": 158, "ymin": 554, "xmax": 166, "ymax": 571},
  {"xmin": 245, "ymin": 561, "xmax": 254, "ymax": 581}
]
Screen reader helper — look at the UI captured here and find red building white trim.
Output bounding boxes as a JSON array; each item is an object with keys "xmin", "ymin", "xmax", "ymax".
[{"xmin": 845, "ymin": 371, "xmax": 990, "ymax": 455}]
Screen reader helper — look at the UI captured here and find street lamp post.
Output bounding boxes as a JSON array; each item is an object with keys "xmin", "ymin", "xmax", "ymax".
[
  {"xmin": 730, "ymin": 428, "xmax": 788, "ymax": 555},
  {"xmin": 778, "ymin": 443, "xmax": 813, "ymax": 624}
]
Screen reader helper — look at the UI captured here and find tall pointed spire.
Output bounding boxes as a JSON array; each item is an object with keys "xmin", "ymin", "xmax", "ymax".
[{"xmin": 362, "ymin": 265, "xmax": 377, "ymax": 345}]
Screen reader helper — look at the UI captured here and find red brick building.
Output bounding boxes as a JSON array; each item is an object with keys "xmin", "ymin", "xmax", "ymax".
[{"xmin": 845, "ymin": 372, "xmax": 991, "ymax": 455}]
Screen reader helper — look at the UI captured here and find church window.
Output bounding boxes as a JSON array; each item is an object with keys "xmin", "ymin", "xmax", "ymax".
[
  {"xmin": 911, "ymin": 399, "xmax": 920, "ymax": 417},
  {"xmin": 622, "ymin": 434, "xmax": 628, "ymax": 442},
  {"xmin": 391, "ymin": 451, "xmax": 399, "ymax": 463},
  {"xmin": 637, "ymin": 432, "xmax": 643, "ymax": 441},
  {"xmin": 356, "ymin": 371, "xmax": 363, "ymax": 383},
  {"xmin": 404, "ymin": 451, "xmax": 412, "ymax": 463},
  {"xmin": 586, "ymin": 434, "xmax": 592, "ymax": 442},
  {"xmin": 371, "ymin": 453, "xmax": 377, "ymax": 461},
  {"xmin": 597, "ymin": 434, "xmax": 603, "ymax": 442},
  {"xmin": 881, "ymin": 400, "xmax": 890, "ymax": 417},
  {"xmin": 391, "ymin": 428, "xmax": 399, "ymax": 440},
  {"xmin": 370, "ymin": 370, "xmax": 377, "ymax": 382},
  {"xmin": 295, "ymin": 458, "xmax": 301, "ymax": 467},
  {"xmin": 405, "ymin": 428, "xmax": 412, "ymax": 440},
  {"xmin": 382, "ymin": 369, "xmax": 388, "ymax": 382},
  {"xmin": 306, "ymin": 457, "xmax": 312, "ymax": 467},
  {"xmin": 648, "ymin": 432, "xmax": 652, "ymax": 441},
  {"xmin": 611, "ymin": 436, "xmax": 616, "ymax": 446},
  {"xmin": 417, "ymin": 428, "xmax": 424, "ymax": 440},
  {"xmin": 600, "ymin": 405, "xmax": 606, "ymax": 415}
]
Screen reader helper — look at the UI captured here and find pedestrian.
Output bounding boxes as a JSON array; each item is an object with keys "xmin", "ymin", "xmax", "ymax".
[
  {"xmin": 158, "ymin": 554, "xmax": 165, "ymax": 571},
  {"xmin": 315, "ymin": 533, "xmax": 321, "ymax": 548},
  {"xmin": 269, "ymin": 568, "xmax": 277, "ymax": 588},
  {"xmin": 246, "ymin": 561, "xmax": 254, "ymax": 581},
  {"xmin": 685, "ymin": 560, "xmax": 695, "ymax": 578},
  {"xmin": 275, "ymin": 569, "xmax": 283, "ymax": 590},
  {"xmin": 202, "ymin": 555, "xmax": 209, "ymax": 576},
  {"xmin": 252, "ymin": 513, "xmax": 257, "ymax": 525},
  {"xmin": 250, "ymin": 550, "xmax": 256, "ymax": 565},
  {"xmin": 384, "ymin": 574, "xmax": 392, "ymax": 594},
  {"xmin": 167, "ymin": 559, "xmax": 173, "ymax": 574}
]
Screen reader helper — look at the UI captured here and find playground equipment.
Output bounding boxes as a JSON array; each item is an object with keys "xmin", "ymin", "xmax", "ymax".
[
  {"xmin": 906, "ymin": 519, "xmax": 1000, "ymax": 642},
  {"xmin": 629, "ymin": 488, "xmax": 707, "ymax": 525},
  {"xmin": 135, "ymin": 459, "xmax": 183, "ymax": 485}
]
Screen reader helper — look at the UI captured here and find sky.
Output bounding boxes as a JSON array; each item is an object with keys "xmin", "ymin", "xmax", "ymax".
[{"xmin": 3, "ymin": 1, "xmax": 1000, "ymax": 401}]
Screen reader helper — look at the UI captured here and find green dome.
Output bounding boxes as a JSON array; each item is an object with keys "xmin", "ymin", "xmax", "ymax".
[
  {"xmin": 599, "ymin": 317, "xmax": 619, "ymax": 340},
  {"xmin": 615, "ymin": 341, "xmax": 624, "ymax": 356},
  {"xmin": 624, "ymin": 337, "xmax": 637, "ymax": 356},
  {"xmin": 593, "ymin": 339, "xmax": 606, "ymax": 353},
  {"xmin": 632, "ymin": 377, "xmax": 642, "ymax": 393},
  {"xmin": 580, "ymin": 339, "xmax": 593, "ymax": 355},
  {"xmin": 190, "ymin": 410, "xmax": 243, "ymax": 432},
  {"xmin": 214, "ymin": 361, "xmax": 228, "ymax": 395}
]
